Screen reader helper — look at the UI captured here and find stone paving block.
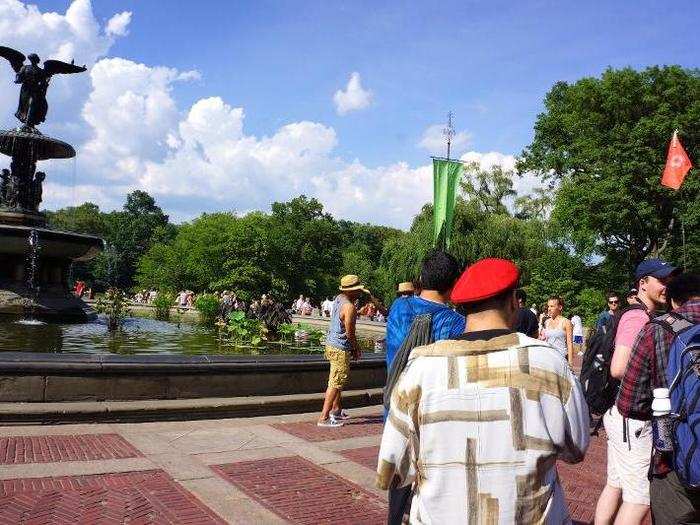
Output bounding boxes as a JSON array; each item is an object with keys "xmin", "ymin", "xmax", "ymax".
[
  {"xmin": 0, "ymin": 457, "xmax": 155, "ymax": 481},
  {"xmin": 213, "ymin": 455, "xmax": 387, "ymax": 524},
  {"xmin": 0, "ymin": 469, "xmax": 225, "ymax": 524},
  {"xmin": 272, "ymin": 414, "xmax": 383, "ymax": 442},
  {"xmin": 0, "ymin": 433, "xmax": 141, "ymax": 464}
]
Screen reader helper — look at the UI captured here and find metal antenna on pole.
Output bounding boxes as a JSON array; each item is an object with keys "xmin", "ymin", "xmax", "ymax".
[{"xmin": 443, "ymin": 111, "xmax": 455, "ymax": 161}]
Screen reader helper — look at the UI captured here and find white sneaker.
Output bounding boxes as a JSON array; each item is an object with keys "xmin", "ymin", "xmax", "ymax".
[
  {"xmin": 317, "ymin": 416, "xmax": 344, "ymax": 427},
  {"xmin": 331, "ymin": 409, "xmax": 351, "ymax": 421}
]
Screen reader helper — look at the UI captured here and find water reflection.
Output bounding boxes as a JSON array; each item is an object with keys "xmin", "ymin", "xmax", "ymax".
[{"xmin": 0, "ymin": 316, "xmax": 379, "ymax": 356}]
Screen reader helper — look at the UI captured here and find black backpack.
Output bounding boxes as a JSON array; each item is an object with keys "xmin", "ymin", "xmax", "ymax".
[{"xmin": 580, "ymin": 303, "xmax": 648, "ymax": 416}]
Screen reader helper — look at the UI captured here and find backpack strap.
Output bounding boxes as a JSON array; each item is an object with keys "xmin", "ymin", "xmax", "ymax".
[{"xmin": 650, "ymin": 312, "xmax": 694, "ymax": 336}]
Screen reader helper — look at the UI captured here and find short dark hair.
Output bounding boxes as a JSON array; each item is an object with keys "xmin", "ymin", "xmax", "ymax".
[
  {"xmin": 607, "ymin": 292, "xmax": 619, "ymax": 301},
  {"xmin": 420, "ymin": 250, "xmax": 461, "ymax": 294},
  {"xmin": 515, "ymin": 288, "xmax": 527, "ymax": 303},
  {"xmin": 458, "ymin": 287, "xmax": 516, "ymax": 316},
  {"xmin": 666, "ymin": 273, "xmax": 700, "ymax": 306}
]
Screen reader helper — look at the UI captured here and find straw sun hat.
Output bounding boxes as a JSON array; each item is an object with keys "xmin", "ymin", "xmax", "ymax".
[
  {"xmin": 397, "ymin": 281, "xmax": 415, "ymax": 293},
  {"xmin": 339, "ymin": 274, "xmax": 370, "ymax": 294}
]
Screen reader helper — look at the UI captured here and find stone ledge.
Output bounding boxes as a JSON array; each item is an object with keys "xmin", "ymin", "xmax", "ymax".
[{"xmin": 0, "ymin": 388, "xmax": 384, "ymax": 424}]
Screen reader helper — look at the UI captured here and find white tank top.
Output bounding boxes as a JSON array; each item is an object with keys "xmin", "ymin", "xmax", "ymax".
[{"xmin": 544, "ymin": 318, "xmax": 567, "ymax": 358}]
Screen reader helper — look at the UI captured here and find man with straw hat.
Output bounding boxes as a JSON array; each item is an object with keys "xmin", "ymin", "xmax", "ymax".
[
  {"xmin": 318, "ymin": 274, "xmax": 370, "ymax": 427},
  {"xmin": 396, "ymin": 281, "xmax": 415, "ymax": 297},
  {"xmin": 377, "ymin": 258, "xmax": 589, "ymax": 522}
]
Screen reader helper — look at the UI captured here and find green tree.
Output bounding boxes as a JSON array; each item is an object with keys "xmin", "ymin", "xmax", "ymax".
[
  {"xmin": 460, "ymin": 161, "xmax": 517, "ymax": 215},
  {"xmin": 518, "ymin": 66, "xmax": 700, "ymax": 277}
]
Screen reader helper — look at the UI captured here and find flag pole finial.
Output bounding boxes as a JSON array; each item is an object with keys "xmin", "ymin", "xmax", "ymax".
[{"xmin": 443, "ymin": 111, "xmax": 455, "ymax": 161}]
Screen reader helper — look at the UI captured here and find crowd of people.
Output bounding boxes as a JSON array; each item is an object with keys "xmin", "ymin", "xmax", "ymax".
[{"xmin": 316, "ymin": 249, "xmax": 699, "ymax": 524}]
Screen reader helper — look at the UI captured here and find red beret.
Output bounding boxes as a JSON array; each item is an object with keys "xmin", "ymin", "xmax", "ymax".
[{"xmin": 451, "ymin": 258, "xmax": 520, "ymax": 304}]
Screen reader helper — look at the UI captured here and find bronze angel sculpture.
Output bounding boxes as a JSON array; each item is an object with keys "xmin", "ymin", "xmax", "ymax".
[{"xmin": 0, "ymin": 46, "xmax": 86, "ymax": 129}]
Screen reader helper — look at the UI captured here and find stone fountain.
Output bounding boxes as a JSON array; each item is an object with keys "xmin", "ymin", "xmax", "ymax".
[{"xmin": 0, "ymin": 46, "xmax": 102, "ymax": 320}]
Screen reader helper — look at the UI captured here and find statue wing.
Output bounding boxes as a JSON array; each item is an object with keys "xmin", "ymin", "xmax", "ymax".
[
  {"xmin": 0, "ymin": 46, "xmax": 26, "ymax": 73},
  {"xmin": 43, "ymin": 59, "xmax": 87, "ymax": 76}
]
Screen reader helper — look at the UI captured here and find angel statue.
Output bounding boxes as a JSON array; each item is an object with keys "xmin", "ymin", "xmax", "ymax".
[{"xmin": 0, "ymin": 46, "xmax": 86, "ymax": 129}]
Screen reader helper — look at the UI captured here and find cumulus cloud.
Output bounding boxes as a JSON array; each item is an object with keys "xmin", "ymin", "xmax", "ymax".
[
  {"xmin": 0, "ymin": 0, "xmax": 131, "ymax": 129},
  {"xmin": 419, "ymin": 124, "xmax": 472, "ymax": 157},
  {"xmin": 0, "ymin": 0, "xmax": 539, "ymax": 230},
  {"xmin": 106, "ymin": 11, "xmax": 132, "ymax": 37},
  {"xmin": 333, "ymin": 72, "xmax": 373, "ymax": 115}
]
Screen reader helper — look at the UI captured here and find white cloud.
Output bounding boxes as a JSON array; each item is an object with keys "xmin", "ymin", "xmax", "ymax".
[
  {"xmin": 0, "ymin": 0, "xmax": 131, "ymax": 128},
  {"xmin": 419, "ymin": 124, "xmax": 472, "ymax": 157},
  {"xmin": 106, "ymin": 11, "xmax": 132, "ymax": 37},
  {"xmin": 0, "ymin": 1, "xmax": 538, "ymax": 230},
  {"xmin": 333, "ymin": 72, "xmax": 373, "ymax": 115}
]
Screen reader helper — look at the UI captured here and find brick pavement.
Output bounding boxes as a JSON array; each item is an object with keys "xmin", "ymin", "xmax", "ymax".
[
  {"xmin": 0, "ymin": 434, "xmax": 141, "ymax": 465},
  {"xmin": 272, "ymin": 415, "xmax": 383, "ymax": 442},
  {"xmin": 0, "ymin": 405, "xmax": 624, "ymax": 524},
  {"xmin": 0, "ymin": 469, "xmax": 225, "ymax": 524},
  {"xmin": 214, "ymin": 456, "xmax": 386, "ymax": 524}
]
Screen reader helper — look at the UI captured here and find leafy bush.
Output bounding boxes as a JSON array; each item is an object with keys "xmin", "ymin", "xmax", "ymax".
[
  {"xmin": 95, "ymin": 288, "xmax": 130, "ymax": 331},
  {"xmin": 152, "ymin": 291, "xmax": 174, "ymax": 320},
  {"xmin": 195, "ymin": 293, "xmax": 220, "ymax": 326}
]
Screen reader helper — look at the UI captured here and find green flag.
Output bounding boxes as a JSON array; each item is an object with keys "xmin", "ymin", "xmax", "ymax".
[{"xmin": 433, "ymin": 158, "xmax": 462, "ymax": 249}]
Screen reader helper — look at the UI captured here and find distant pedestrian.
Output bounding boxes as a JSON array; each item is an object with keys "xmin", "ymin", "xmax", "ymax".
[
  {"xmin": 596, "ymin": 292, "xmax": 620, "ymax": 331},
  {"xmin": 396, "ymin": 281, "xmax": 415, "ymax": 297},
  {"xmin": 542, "ymin": 296, "xmax": 574, "ymax": 363},
  {"xmin": 571, "ymin": 311, "xmax": 584, "ymax": 354},
  {"xmin": 317, "ymin": 275, "xmax": 368, "ymax": 427},
  {"xmin": 626, "ymin": 288, "xmax": 639, "ymax": 306},
  {"xmin": 515, "ymin": 288, "xmax": 538, "ymax": 338},
  {"xmin": 377, "ymin": 258, "xmax": 589, "ymax": 523}
]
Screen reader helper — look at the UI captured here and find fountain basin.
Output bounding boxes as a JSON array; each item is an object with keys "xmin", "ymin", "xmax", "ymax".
[
  {"xmin": 0, "ymin": 351, "xmax": 387, "ymax": 403},
  {"xmin": 0, "ymin": 224, "xmax": 102, "ymax": 260},
  {"xmin": 0, "ymin": 224, "xmax": 103, "ymax": 320}
]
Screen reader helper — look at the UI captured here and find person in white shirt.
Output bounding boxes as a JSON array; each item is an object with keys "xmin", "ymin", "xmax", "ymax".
[
  {"xmin": 321, "ymin": 297, "xmax": 333, "ymax": 317},
  {"xmin": 571, "ymin": 312, "xmax": 584, "ymax": 354}
]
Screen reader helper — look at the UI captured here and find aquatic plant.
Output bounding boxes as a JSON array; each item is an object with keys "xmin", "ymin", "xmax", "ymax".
[
  {"xmin": 95, "ymin": 288, "xmax": 130, "ymax": 331},
  {"xmin": 195, "ymin": 293, "xmax": 220, "ymax": 326},
  {"xmin": 152, "ymin": 291, "xmax": 174, "ymax": 321}
]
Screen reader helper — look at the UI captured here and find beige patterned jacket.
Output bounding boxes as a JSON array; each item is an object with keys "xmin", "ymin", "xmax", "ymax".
[{"xmin": 376, "ymin": 333, "xmax": 589, "ymax": 524}]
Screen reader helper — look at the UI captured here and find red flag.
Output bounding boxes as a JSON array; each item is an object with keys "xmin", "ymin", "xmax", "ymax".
[{"xmin": 661, "ymin": 131, "xmax": 693, "ymax": 190}]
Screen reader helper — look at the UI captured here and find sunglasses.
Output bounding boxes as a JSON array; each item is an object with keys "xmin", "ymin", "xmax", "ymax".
[{"xmin": 608, "ymin": 300, "xmax": 619, "ymax": 304}]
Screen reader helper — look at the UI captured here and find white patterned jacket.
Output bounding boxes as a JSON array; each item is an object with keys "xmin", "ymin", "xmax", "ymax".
[{"xmin": 376, "ymin": 332, "xmax": 590, "ymax": 524}]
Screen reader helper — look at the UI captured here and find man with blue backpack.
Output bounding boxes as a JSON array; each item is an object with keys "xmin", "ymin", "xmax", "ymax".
[{"xmin": 617, "ymin": 272, "xmax": 700, "ymax": 524}]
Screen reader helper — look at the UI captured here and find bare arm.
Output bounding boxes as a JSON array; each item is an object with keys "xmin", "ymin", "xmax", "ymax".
[
  {"xmin": 342, "ymin": 302, "xmax": 360, "ymax": 360},
  {"xmin": 564, "ymin": 319, "xmax": 574, "ymax": 363},
  {"xmin": 610, "ymin": 344, "xmax": 632, "ymax": 379}
]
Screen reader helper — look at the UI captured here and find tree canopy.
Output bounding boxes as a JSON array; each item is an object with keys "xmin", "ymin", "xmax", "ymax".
[{"xmin": 517, "ymin": 65, "xmax": 699, "ymax": 278}]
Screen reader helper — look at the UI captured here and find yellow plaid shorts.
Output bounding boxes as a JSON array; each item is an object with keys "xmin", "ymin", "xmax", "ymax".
[{"xmin": 325, "ymin": 345, "xmax": 350, "ymax": 390}]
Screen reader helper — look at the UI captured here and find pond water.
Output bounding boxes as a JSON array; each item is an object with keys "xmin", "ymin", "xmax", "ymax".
[{"xmin": 0, "ymin": 316, "xmax": 382, "ymax": 356}]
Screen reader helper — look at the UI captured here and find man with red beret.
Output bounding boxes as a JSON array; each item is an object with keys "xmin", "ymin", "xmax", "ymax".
[{"xmin": 376, "ymin": 258, "xmax": 590, "ymax": 523}]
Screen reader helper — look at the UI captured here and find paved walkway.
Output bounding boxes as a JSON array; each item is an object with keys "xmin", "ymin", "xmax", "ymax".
[{"xmin": 0, "ymin": 405, "xmax": 611, "ymax": 524}]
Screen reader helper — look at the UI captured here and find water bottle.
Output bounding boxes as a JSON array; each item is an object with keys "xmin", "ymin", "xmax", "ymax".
[{"xmin": 651, "ymin": 388, "xmax": 674, "ymax": 452}]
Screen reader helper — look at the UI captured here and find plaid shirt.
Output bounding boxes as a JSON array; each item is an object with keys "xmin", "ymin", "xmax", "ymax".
[{"xmin": 616, "ymin": 300, "xmax": 700, "ymax": 421}]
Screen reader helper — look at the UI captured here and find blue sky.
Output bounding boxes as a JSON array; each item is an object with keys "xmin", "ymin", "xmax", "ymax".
[
  {"xmin": 1, "ymin": 0, "xmax": 698, "ymax": 226},
  {"xmin": 86, "ymin": 0, "xmax": 699, "ymax": 163}
]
